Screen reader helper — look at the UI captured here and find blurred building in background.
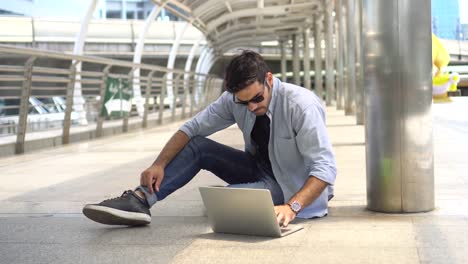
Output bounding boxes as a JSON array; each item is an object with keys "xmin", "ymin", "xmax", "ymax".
[
  {"xmin": 432, "ymin": 0, "xmax": 461, "ymax": 39},
  {"xmin": 0, "ymin": 0, "xmax": 179, "ymax": 21},
  {"xmin": 462, "ymin": 24, "xmax": 468, "ymax": 40}
]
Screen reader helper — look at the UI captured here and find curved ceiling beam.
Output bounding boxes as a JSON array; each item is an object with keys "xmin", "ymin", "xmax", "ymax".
[
  {"xmin": 193, "ymin": 0, "xmax": 254, "ymax": 19},
  {"xmin": 217, "ymin": 36, "xmax": 275, "ymax": 53},
  {"xmin": 151, "ymin": 0, "xmax": 321, "ymax": 57},
  {"xmin": 153, "ymin": 0, "xmax": 191, "ymax": 14},
  {"xmin": 152, "ymin": 0, "xmax": 207, "ymax": 34},
  {"xmin": 210, "ymin": 15, "xmax": 314, "ymax": 39},
  {"xmin": 205, "ymin": 2, "xmax": 316, "ymax": 33},
  {"xmin": 213, "ymin": 28, "xmax": 298, "ymax": 48},
  {"xmin": 219, "ymin": 43, "xmax": 265, "ymax": 54},
  {"xmin": 212, "ymin": 20, "xmax": 310, "ymax": 45}
]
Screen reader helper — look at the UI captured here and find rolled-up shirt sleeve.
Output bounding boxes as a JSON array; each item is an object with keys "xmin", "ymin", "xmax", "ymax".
[
  {"xmin": 179, "ymin": 91, "xmax": 235, "ymax": 138},
  {"xmin": 292, "ymin": 104, "xmax": 337, "ymax": 185}
]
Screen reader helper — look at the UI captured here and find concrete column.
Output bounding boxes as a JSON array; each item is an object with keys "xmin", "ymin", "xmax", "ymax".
[
  {"xmin": 194, "ymin": 46, "xmax": 209, "ymax": 104},
  {"xmin": 363, "ymin": 0, "xmax": 434, "ymax": 212},
  {"xmin": 280, "ymin": 40, "xmax": 287, "ymax": 82},
  {"xmin": 303, "ymin": 28, "xmax": 311, "ymax": 90},
  {"xmin": 184, "ymin": 38, "xmax": 201, "ymax": 78},
  {"xmin": 355, "ymin": 0, "xmax": 365, "ymax": 125},
  {"xmin": 133, "ymin": 3, "xmax": 167, "ymax": 116},
  {"xmin": 15, "ymin": 57, "xmax": 36, "ymax": 154},
  {"xmin": 336, "ymin": 0, "xmax": 345, "ymax": 110},
  {"xmin": 324, "ymin": 0, "xmax": 335, "ymax": 106},
  {"xmin": 184, "ymin": 38, "xmax": 202, "ymax": 115},
  {"xmin": 342, "ymin": 1, "xmax": 349, "ymax": 109},
  {"xmin": 167, "ymin": 22, "xmax": 190, "ymax": 109},
  {"xmin": 292, "ymin": 34, "xmax": 301, "ymax": 85},
  {"xmin": 345, "ymin": 0, "xmax": 356, "ymax": 115},
  {"xmin": 72, "ymin": 0, "xmax": 98, "ymax": 125},
  {"xmin": 314, "ymin": 14, "xmax": 323, "ymax": 101},
  {"xmin": 62, "ymin": 61, "xmax": 79, "ymax": 145}
]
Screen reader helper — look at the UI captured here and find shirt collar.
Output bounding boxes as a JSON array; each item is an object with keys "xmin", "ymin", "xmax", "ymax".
[{"xmin": 266, "ymin": 77, "xmax": 280, "ymax": 118}]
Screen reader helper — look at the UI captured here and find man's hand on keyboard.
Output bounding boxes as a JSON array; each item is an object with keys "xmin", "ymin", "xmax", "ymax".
[{"xmin": 274, "ymin": 204, "xmax": 296, "ymax": 227}]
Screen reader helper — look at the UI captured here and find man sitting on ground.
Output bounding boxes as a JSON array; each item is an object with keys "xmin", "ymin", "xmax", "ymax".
[{"xmin": 83, "ymin": 50, "xmax": 337, "ymax": 227}]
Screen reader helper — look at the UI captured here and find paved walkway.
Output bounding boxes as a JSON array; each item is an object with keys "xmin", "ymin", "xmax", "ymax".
[{"xmin": 0, "ymin": 98, "xmax": 467, "ymax": 264}]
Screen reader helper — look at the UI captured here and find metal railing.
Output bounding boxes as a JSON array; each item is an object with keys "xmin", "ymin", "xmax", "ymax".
[{"xmin": 0, "ymin": 45, "xmax": 223, "ymax": 154}]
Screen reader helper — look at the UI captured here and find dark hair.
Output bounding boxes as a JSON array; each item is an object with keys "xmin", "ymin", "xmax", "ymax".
[{"xmin": 224, "ymin": 50, "xmax": 270, "ymax": 93}]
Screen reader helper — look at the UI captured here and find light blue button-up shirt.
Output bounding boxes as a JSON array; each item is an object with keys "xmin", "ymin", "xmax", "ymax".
[{"xmin": 179, "ymin": 77, "xmax": 337, "ymax": 218}]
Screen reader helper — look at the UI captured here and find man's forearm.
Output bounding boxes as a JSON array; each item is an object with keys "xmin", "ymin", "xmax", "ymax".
[
  {"xmin": 287, "ymin": 176, "xmax": 328, "ymax": 208},
  {"xmin": 152, "ymin": 130, "xmax": 190, "ymax": 168}
]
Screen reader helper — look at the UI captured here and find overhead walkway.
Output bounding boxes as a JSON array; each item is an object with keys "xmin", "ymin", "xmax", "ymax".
[
  {"xmin": 1, "ymin": 16, "xmax": 466, "ymax": 60},
  {"xmin": 0, "ymin": 99, "xmax": 467, "ymax": 263},
  {"xmin": 0, "ymin": 17, "xmax": 207, "ymax": 57}
]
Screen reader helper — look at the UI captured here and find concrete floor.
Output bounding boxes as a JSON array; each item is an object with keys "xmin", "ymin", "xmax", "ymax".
[{"xmin": 0, "ymin": 98, "xmax": 467, "ymax": 264}]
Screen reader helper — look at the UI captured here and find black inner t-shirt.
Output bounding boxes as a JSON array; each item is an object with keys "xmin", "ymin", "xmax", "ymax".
[{"xmin": 250, "ymin": 114, "xmax": 273, "ymax": 172}]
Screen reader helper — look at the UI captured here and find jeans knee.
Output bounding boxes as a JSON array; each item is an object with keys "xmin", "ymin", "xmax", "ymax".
[
  {"xmin": 187, "ymin": 136, "xmax": 210, "ymax": 151},
  {"xmin": 189, "ymin": 135, "xmax": 205, "ymax": 145}
]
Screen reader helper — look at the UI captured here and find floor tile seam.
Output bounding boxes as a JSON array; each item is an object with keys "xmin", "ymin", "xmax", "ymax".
[
  {"xmin": 75, "ymin": 150, "xmax": 163, "ymax": 153},
  {"xmin": 321, "ymin": 215, "xmax": 417, "ymax": 218},
  {"xmin": 0, "ymin": 214, "xmax": 207, "ymax": 218},
  {"xmin": 305, "ymin": 223, "xmax": 416, "ymax": 226},
  {"xmin": 295, "ymin": 244, "xmax": 421, "ymax": 250},
  {"xmin": 0, "ymin": 214, "xmax": 87, "ymax": 218},
  {"xmin": 306, "ymin": 225, "xmax": 414, "ymax": 228},
  {"xmin": 1, "ymin": 199, "xmax": 106, "ymax": 202},
  {"xmin": 0, "ymin": 153, "xmax": 72, "ymax": 168},
  {"xmin": 150, "ymin": 214, "xmax": 207, "ymax": 217},
  {"xmin": 177, "ymin": 245, "xmax": 305, "ymax": 250},
  {"xmin": 0, "ymin": 125, "xmax": 186, "ymax": 160},
  {"xmin": 0, "ymin": 241, "xmax": 192, "ymax": 246},
  {"xmin": 0, "ymin": 213, "xmax": 84, "ymax": 215}
]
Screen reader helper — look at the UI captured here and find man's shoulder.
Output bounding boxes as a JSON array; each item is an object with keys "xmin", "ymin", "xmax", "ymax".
[
  {"xmin": 215, "ymin": 91, "xmax": 235, "ymax": 108},
  {"xmin": 213, "ymin": 90, "xmax": 247, "ymax": 117},
  {"xmin": 277, "ymin": 82, "xmax": 321, "ymax": 112}
]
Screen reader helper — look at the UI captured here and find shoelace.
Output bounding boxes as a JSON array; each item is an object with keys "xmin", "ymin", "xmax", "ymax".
[{"xmin": 103, "ymin": 190, "xmax": 132, "ymax": 202}]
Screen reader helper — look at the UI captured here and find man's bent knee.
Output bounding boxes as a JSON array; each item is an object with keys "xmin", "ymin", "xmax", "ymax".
[{"xmin": 187, "ymin": 136, "xmax": 213, "ymax": 151}]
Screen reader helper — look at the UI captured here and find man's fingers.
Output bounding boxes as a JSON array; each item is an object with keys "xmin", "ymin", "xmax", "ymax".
[
  {"xmin": 155, "ymin": 175, "xmax": 163, "ymax": 192},
  {"xmin": 140, "ymin": 172, "xmax": 146, "ymax": 186},
  {"xmin": 274, "ymin": 207, "xmax": 280, "ymax": 215},
  {"xmin": 145, "ymin": 174, "xmax": 154, "ymax": 193},
  {"xmin": 283, "ymin": 216, "xmax": 291, "ymax": 227},
  {"xmin": 277, "ymin": 213, "xmax": 284, "ymax": 225}
]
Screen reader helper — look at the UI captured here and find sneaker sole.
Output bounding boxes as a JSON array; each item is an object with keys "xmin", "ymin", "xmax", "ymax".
[{"xmin": 82, "ymin": 205, "xmax": 151, "ymax": 226}]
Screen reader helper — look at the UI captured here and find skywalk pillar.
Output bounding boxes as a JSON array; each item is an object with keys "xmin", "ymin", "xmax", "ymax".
[
  {"xmin": 355, "ymin": 0, "xmax": 365, "ymax": 125},
  {"xmin": 363, "ymin": 0, "xmax": 434, "ymax": 212},
  {"xmin": 303, "ymin": 28, "xmax": 311, "ymax": 90},
  {"xmin": 335, "ymin": 0, "xmax": 345, "ymax": 110},
  {"xmin": 314, "ymin": 14, "xmax": 324, "ymax": 101},
  {"xmin": 345, "ymin": 0, "xmax": 356, "ymax": 115},
  {"xmin": 292, "ymin": 33, "xmax": 301, "ymax": 85},
  {"xmin": 280, "ymin": 40, "xmax": 287, "ymax": 82},
  {"xmin": 324, "ymin": 0, "xmax": 335, "ymax": 106}
]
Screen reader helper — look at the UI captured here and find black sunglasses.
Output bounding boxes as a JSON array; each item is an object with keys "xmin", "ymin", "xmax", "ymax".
[{"xmin": 233, "ymin": 80, "xmax": 268, "ymax": 105}]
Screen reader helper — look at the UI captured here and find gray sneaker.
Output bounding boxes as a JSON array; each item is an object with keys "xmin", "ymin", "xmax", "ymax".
[{"xmin": 83, "ymin": 190, "xmax": 151, "ymax": 226}]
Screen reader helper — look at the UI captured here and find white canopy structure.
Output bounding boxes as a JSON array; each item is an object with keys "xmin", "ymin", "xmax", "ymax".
[{"xmin": 152, "ymin": 0, "xmax": 322, "ymax": 54}]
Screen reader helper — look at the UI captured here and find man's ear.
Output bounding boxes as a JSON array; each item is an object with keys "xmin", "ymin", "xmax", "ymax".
[{"xmin": 266, "ymin": 72, "xmax": 273, "ymax": 83}]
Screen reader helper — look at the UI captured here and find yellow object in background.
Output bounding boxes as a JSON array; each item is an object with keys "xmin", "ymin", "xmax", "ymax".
[
  {"xmin": 432, "ymin": 34, "xmax": 459, "ymax": 103},
  {"xmin": 433, "ymin": 72, "xmax": 460, "ymax": 103},
  {"xmin": 432, "ymin": 34, "xmax": 450, "ymax": 77}
]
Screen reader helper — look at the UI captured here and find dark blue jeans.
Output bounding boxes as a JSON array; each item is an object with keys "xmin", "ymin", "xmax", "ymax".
[{"xmin": 137, "ymin": 136, "xmax": 284, "ymax": 207}]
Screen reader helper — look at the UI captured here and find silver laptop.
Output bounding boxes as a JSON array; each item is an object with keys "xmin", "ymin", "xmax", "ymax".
[{"xmin": 199, "ymin": 186, "xmax": 303, "ymax": 238}]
